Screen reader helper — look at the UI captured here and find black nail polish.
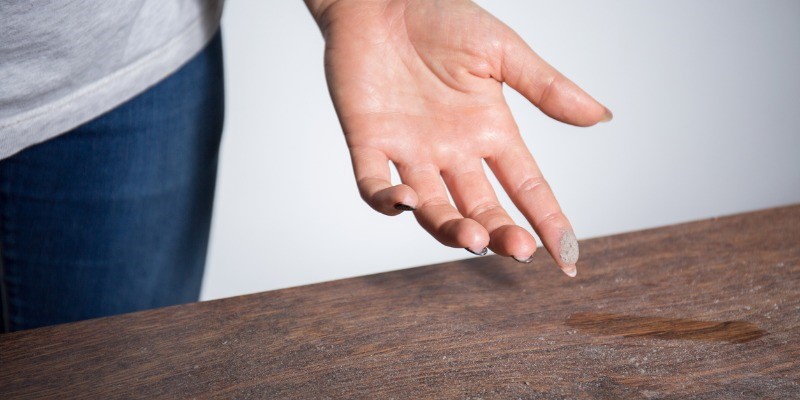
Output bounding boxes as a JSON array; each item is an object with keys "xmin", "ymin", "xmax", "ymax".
[
  {"xmin": 465, "ymin": 247, "xmax": 488, "ymax": 256},
  {"xmin": 512, "ymin": 255, "xmax": 535, "ymax": 263},
  {"xmin": 394, "ymin": 203, "xmax": 416, "ymax": 211}
]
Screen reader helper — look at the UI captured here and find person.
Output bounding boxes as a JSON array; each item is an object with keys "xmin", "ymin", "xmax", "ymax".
[{"xmin": 0, "ymin": 0, "xmax": 611, "ymax": 332}]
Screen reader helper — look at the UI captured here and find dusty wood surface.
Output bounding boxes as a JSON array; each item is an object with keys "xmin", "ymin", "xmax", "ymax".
[{"xmin": 1, "ymin": 205, "xmax": 799, "ymax": 399}]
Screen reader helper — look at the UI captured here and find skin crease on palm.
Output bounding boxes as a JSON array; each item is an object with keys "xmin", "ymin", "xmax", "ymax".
[{"xmin": 304, "ymin": 0, "xmax": 612, "ymax": 277}]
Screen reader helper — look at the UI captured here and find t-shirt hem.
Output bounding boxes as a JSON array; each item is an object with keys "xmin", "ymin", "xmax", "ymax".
[{"xmin": 0, "ymin": 4, "xmax": 223, "ymax": 160}]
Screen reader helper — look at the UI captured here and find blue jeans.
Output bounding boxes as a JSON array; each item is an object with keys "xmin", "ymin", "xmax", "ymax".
[{"xmin": 0, "ymin": 32, "xmax": 225, "ymax": 332}]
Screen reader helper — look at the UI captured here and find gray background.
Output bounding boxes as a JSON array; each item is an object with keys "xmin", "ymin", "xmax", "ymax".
[{"xmin": 200, "ymin": 0, "xmax": 800, "ymax": 300}]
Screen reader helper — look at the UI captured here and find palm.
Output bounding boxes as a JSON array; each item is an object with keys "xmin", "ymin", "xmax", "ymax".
[
  {"xmin": 317, "ymin": 0, "xmax": 610, "ymax": 276},
  {"xmin": 327, "ymin": 1, "xmax": 510, "ymax": 148}
]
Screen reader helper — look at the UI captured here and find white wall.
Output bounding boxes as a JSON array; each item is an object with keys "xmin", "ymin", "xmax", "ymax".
[{"xmin": 200, "ymin": 0, "xmax": 800, "ymax": 300}]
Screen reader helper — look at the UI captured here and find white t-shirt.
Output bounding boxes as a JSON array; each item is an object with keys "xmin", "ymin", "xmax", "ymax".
[{"xmin": 0, "ymin": 0, "xmax": 225, "ymax": 160}]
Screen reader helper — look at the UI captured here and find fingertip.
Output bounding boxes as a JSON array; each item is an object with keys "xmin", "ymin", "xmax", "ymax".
[
  {"xmin": 600, "ymin": 106, "xmax": 613, "ymax": 123},
  {"xmin": 559, "ymin": 230, "xmax": 579, "ymax": 265},
  {"xmin": 556, "ymin": 230, "xmax": 579, "ymax": 277},
  {"xmin": 488, "ymin": 225, "xmax": 537, "ymax": 261},
  {"xmin": 442, "ymin": 218, "xmax": 489, "ymax": 251},
  {"xmin": 577, "ymin": 104, "xmax": 613, "ymax": 127},
  {"xmin": 373, "ymin": 184, "xmax": 419, "ymax": 216},
  {"xmin": 543, "ymin": 80, "xmax": 610, "ymax": 127},
  {"xmin": 394, "ymin": 183, "xmax": 419, "ymax": 210}
]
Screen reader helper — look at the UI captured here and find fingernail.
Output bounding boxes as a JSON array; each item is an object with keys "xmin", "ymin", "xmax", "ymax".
[
  {"xmin": 394, "ymin": 203, "xmax": 416, "ymax": 211},
  {"xmin": 559, "ymin": 231, "xmax": 579, "ymax": 265},
  {"xmin": 559, "ymin": 231, "xmax": 579, "ymax": 277},
  {"xmin": 600, "ymin": 107, "xmax": 613, "ymax": 123},
  {"xmin": 512, "ymin": 254, "xmax": 535, "ymax": 263},
  {"xmin": 465, "ymin": 247, "xmax": 488, "ymax": 256}
]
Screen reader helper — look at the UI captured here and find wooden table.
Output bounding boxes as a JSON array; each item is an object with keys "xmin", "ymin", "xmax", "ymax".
[{"xmin": 1, "ymin": 205, "xmax": 799, "ymax": 399}]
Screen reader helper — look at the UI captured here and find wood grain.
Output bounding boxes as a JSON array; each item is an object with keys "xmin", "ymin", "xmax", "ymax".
[{"xmin": 1, "ymin": 205, "xmax": 799, "ymax": 399}]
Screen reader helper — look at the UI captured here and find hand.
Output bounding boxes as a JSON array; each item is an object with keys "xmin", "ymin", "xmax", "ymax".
[{"xmin": 305, "ymin": 0, "xmax": 611, "ymax": 277}]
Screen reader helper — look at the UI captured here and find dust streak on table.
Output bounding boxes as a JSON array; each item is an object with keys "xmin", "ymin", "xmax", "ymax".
[{"xmin": 1, "ymin": 205, "xmax": 799, "ymax": 399}]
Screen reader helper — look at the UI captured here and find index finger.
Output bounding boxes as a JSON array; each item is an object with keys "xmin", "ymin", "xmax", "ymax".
[{"xmin": 486, "ymin": 139, "xmax": 579, "ymax": 277}]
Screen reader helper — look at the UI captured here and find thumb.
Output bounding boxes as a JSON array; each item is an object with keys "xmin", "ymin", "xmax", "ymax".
[{"xmin": 500, "ymin": 34, "xmax": 612, "ymax": 127}]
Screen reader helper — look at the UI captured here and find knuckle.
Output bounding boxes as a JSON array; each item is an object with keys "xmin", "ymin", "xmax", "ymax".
[
  {"xmin": 537, "ymin": 210, "xmax": 566, "ymax": 227},
  {"xmin": 514, "ymin": 175, "xmax": 550, "ymax": 198},
  {"xmin": 418, "ymin": 197, "xmax": 451, "ymax": 210},
  {"xmin": 468, "ymin": 200, "xmax": 502, "ymax": 220},
  {"xmin": 537, "ymin": 75, "xmax": 558, "ymax": 107}
]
